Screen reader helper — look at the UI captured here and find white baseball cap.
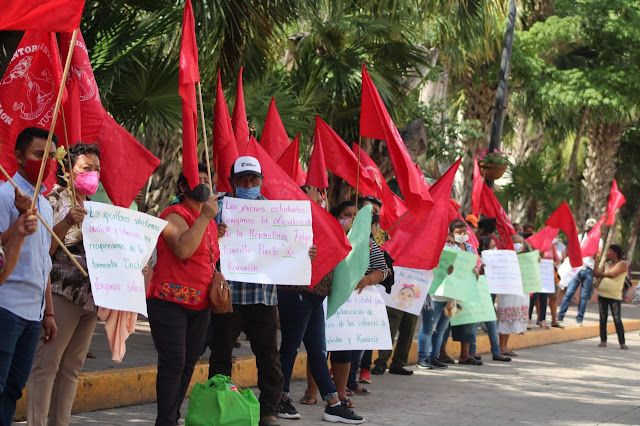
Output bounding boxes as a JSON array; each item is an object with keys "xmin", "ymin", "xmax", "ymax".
[{"xmin": 232, "ymin": 156, "xmax": 263, "ymax": 178}]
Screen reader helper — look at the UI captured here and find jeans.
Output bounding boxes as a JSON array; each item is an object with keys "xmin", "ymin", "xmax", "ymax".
[
  {"xmin": 417, "ymin": 301, "xmax": 449, "ymax": 360},
  {"xmin": 0, "ymin": 307, "xmax": 41, "ymax": 425},
  {"xmin": 558, "ymin": 269, "xmax": 594, "ymax": 322},
  {"xmin": 598, "ymin": 296, "xmax": 625, "ymax": 344},
  {"xmin": 529, "ymin": 293, "xmax": 548, "ymax": 322},
  {"xmin": 359, "ymin": 350, "xmax": 373, "ymax": 371},
  {"xmin": 277, "ymin": 290, "xmax": 338, "ymax": 402},
  {"xmin": 374, "ymin": 307, "xmax": 419, "ymax": 368},
  {"xmin": 348, "ymin": 350, "xmax": 365, "ymax": 390},
  {"xmin": 470, "ymin": 320, "xmax": 500, "ymax": 357},
  {"xmin": 147, "ymin": 298, "xmax": 210, "ymax": 426}
]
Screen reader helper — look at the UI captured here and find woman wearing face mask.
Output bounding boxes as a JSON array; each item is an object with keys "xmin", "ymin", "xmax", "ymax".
[
  {"xmin": 594, "ymin": 245, "xmax": 628, "ymax": 349},
  {"xmin": 147, "ymin": 164, "xmax": 220, "ymax": 426},
  {"xmin": 27, "ymin": 143, "xmax": 101, "ymax": 426},
  {"xmin": 495, "ymin": 234, "xmax": 531, "ymax": 357}
]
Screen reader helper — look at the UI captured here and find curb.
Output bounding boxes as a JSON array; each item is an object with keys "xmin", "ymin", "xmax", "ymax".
[{"xmin": 15, "ymin": 319, "xmax": 640, "ymax": 420}]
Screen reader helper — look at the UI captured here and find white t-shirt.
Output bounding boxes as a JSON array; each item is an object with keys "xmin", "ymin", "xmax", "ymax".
[{"xmin": 578, "ymin": 233, "xmax": 602, "ymax": 269}]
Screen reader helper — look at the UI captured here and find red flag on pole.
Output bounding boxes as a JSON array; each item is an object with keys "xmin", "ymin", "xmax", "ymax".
[
  {"xmin": 479, "ymin": 182, "xmax": 516, "ymax": 250},
  {"xmin": 213, "ymin": 71, "xmax": 239, "ymax": 193},
  {"xmin": 471, "ymin": 156, "xmax": 483, "ymax": 217},
  {"xmin": 246, "ymin": 136, "xmax": 351, "ymax": 286},
  {"xmin": 305, "ymin": 126, "xmax": 329, "ymax": 191},
  {"xmin": 605, "ymin": 179, "xmax": 626, "ymax": 225},
  {"xmin": 261, "ymin": 98, "xmax": 290, "ymax": 161},
  {"xmin": 178, "ymin": 0, "xmax": 200, "ymax": 190},
  {"xmin": 581, "ymin": 214, "xmax": 606, "ymax": 258},
  {"xmin": 0, "ymin": 0, "xmax": 85, "ymax": 32},
  {"xmin": 277, "ymin": 134, "xmax": 307, "ymax": 186},
  {"xmin": 353, "ymin": 143, "xmax": 407, "ymax": 231},
  {"xmin": 381, "ymin": 158, "xmax": 462, "ymax": 270},
  {"xmin": 526, "ymin": 226, "xmax": 559, "ymax": 252},
  {"xmin": 359, "ymin": 64, "xmax": 433, "ymax": 217},
  {"xmin": 231, "ymin": 66, "xmax": 250, "ymax": 155},
  {"xmin": 545, "ymin": 201, "xmax": 583, "ymax": 267}
]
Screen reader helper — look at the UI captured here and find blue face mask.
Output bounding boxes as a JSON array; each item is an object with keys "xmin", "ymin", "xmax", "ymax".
[{"xmin": 235, "ymin": 185, "xmax": 261, "ymax": 199}]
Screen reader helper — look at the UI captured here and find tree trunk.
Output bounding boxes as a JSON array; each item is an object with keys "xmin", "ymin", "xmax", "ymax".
[
  {"xmin": 579, "ymin": 121, "xmax": 625, "ymax": 223},
  {"xmin": 626, "ymin": 207, "xmax": 640, "ymax": 268},
  {"xmin": 565, "ymin": 105, "xmax": 590, "ymax": 182}
]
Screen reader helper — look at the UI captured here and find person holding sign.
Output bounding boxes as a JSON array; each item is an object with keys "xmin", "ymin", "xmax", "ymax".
[
  {"xmin": 210, "ymin": 157, "xmax": 318, "ymax": 426},
  {"xmin": 27, "ymin": 143, "xmax": 101, "ymax": 426},
  {"xmin": 594, "ymin": 245, "xmax": 628, "ymax": 349},
  {"xmin": 146, "ymin": 165, "xmax": 220, "ymax": 426},
  {"xmin": 0, "ymin": 127, "xmax": 58, "ymax": 425}
]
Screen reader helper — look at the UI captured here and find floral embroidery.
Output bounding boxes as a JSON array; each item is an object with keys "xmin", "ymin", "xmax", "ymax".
[{"xmin": 158, "ymin": 282, "xmax": 202, "ymax": 305}]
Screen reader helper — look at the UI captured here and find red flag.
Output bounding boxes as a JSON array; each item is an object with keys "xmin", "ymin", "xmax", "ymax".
[
  {"xmin": 261, "ymin": 98, "xmax": 290, "ymax": 161},
  {"xmin": 232, "ymin": 66, "xmax": 250, "ymax": 155},
  {"xmin": 0, "ymin": 31, "xmax": 66, "ymax": 191},
  {"xmin": 382, "ymin": 158, "xmax": 461, "ymax": 270},
  {"xmin": 213, "ymin": 71, "xmax": 239, "ymax": 193},
  {"xmin": 353, "ymin": 143, "xmax": 407, "ymax": 230},
  {"xmin": 0, "ymin": 0, "xmax": 85, "ymax": 32},
  {"xmin": 581, "ymin": 214, "xmax": 606, "ymax": 258},
  {"xmin": 314, "ymin": 117, "xmax": 377, "ymax": 196},
  {"xmin": 526, "ymin": 226, "xmax": 559, "ymax": 252},
  {"xmin": 605, "ymin": 179, "xmax": 626, "ymax": 225},
  {"xmin": 178, "ymin": 0, "xmax": 200, "ymax": 190},
  {"xmin": 246, "ymin": 137, "xmax": 351, "ymax": 286},
  {"xmin": 277, "ymin": 134, "xmax": 307, "ymax": 186},
  {"xmin": 360, "ymin": 64, "xmax": 433, "ymax": 217},
  {"xmin": 471, "ymin": 156, "xmax": 483, "ymax": 217},
  {"xmin": 480, "ymin": 182, "xmax": 516, "ymax": 250},
  {"xmin": 545, "ymin": 201, "xmax": 583, "ymax": 267},
  {"xmin": 305, "ymin": 127, "xmax": 329, "ymax": 191}
]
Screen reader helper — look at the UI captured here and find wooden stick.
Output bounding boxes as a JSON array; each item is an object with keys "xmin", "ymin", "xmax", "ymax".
[
  {"xmin": 30, "ymin": 28, "xmax": 79, "ymax": 212},
  {"xmin": 196, "ymin": 82, "xmax": 213, "ymax": 194},
  {"xmin": 355, "ymin": 136, "xmax": 362, "ymax": 208},
  {"xmin": 60, "ymin": 106, "xmax": 77, "ymax": 207},
  {"xmin": 387, "ymin": 211, "xmax": 409, "ymax": 234},
  {"xmin": 0, "ymin": 164, "xmax": 87, "ymax": 277},
  {"xmin": 323, "ymin": 188, "xmax": 330, "ymax": 212}
]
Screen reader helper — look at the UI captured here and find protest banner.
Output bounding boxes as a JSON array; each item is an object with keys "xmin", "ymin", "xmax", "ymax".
[
  {"xmin": 557, "ymin": 258, "xmax": 581, "ymax": 289},
  {"xmin": 220, "ymin": 197, "xmax": 313, "ymax": 285},
  {"xmin": 325, "ymin": 285, "xmax": 393, "ymax": 351},
  {"xmin": 379, "ymin": 267, "xmax": 434, "ymax": 316},
  {"xmin": 429, "ymin": 246, "xmax": 479, "ymax": 302},
  {"xmin": 429, "ymin": 247, "xmax": 458, "ymax": 292},
  {"xmin": 482, "ymin": 250, "xmax": 524, "ymax": 295},
  {"xmin": 83, "ymin": 201, "xmax": 167, "ymax": 316},
  {"xmin": 326, "ymin": 205, "xmax": 372, "ymax": 318},
  {"xmin": 539, "ymin": 259, "xmax": 556, "ymax": 293},
  {"xmin": 518, "ymin": 250, "xmax": 543, "ymax": 293},
  {"xmin": 450, "ymin": 276, "xmax": 496, "ymax": 326}
]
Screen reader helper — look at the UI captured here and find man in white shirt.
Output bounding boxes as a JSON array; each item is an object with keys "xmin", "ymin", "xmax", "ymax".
[{"xmin": 557, "ymin": 218, "xmax": 602, "ymax": 325}]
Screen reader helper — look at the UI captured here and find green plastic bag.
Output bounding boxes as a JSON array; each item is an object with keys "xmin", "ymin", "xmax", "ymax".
[{"xmin": 185, "ymin": 375, "xmax": 260, "ymax": 426}]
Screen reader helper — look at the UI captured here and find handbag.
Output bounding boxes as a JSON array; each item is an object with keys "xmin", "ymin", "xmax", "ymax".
[
  {"xmin": 185, "ymin": 375, "xmax": 260, "ymax": 426},
  {"xmin": 207, "ymin": 236, "xmax": 232, "ymax": 314}
]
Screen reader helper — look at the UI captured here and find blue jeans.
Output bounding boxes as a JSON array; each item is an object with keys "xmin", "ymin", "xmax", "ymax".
[
  {"xmin": 417, "ymin": 301, "xmax": 449, "ymax": 360},
  {"xmin": 277, "ymin": 290, "xmax": 338, "ymax": 402},
  {"xmin": 0, "ymin": 307, "xmax": 41, "ymax": 424},
  {"xmin": 470, "ymin": 320, "xmax": 500, "ymax": 357},
  {"xmin": 558, "ymin": 269, "xmax": 594, "ymax": 322}
]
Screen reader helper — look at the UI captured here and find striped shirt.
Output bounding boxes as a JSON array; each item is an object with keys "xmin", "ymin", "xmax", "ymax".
[{"xmin": 368, "ymin": 239, "xmax": 388, "ymax": 280}]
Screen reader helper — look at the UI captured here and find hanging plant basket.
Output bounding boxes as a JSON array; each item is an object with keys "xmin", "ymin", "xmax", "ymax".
[{"xmin": 479, "ymin": 162, "xmax": 508, "ymax": 180}]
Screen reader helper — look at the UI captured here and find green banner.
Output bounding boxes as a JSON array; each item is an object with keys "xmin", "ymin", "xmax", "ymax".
[
  {"xmin": 450, "ymin": 276, "xmax": 496, "ymax": 326},
  {"xmin": 518, "ymin": 250, "xmax": 543, "ymax": 293},
  {"xmin": 429, "ymin": 246, "xmax": 479, "ymax": 302},
  {"xmin": 326, "ymin": 205, "xmax": 372, "ymax": 318}
]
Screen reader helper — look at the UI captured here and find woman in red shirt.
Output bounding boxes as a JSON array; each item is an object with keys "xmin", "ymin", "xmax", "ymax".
[{"xmin": 146, "ymin": 165, "xmax": 220, "ymax": 426}]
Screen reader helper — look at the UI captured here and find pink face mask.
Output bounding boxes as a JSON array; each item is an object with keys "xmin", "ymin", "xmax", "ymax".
[{"xmin": 75, "ymin": 171, "xmax": 100, "ymax": 196}]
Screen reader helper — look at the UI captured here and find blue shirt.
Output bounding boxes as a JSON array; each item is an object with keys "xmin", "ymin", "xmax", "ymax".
[{"xmin": 0, "ymin": 174, "xmax": 53, "ymax": 321}]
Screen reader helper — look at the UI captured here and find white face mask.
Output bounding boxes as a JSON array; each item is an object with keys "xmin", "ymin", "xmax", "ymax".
[
  {"xmin": 454, "ymin": 234, "xmax": 469, "ymax": 244},
  {"xmin": 514, "ymin": 242, "xmax": 524, "ymax": 253}
]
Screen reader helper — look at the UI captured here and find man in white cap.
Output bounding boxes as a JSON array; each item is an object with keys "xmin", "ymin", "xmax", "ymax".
[
  {"xmin": 557, "ymin": 218, "xmax": 601, "ymax": 325},
  {"xmin": 209, "ymin": 156, "xmax": 317, "ymax": 426}
]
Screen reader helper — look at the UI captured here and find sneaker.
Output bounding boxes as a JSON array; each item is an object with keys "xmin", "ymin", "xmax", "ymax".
[
  {"xmin": 370, "ymin": 364, "xmax": 386, "ymax": 375},
  {"xmin": 389, "ymin": 365, "xmax": 413, "ymax": 375},
  {"xmin": 576, "ymin": 321, "xmax": 583, "ymax": 326},
  {"xmin": 323, "ymin": 401, "xmax": 365, "ymax": 424},
  {"xmin": 430, "ymin": 358, "xmax": 449, "ymax": 369},
  {"xmin": 417, "ymin": 358, "xmax": 433, "ymax": 369},
  {"xmin": 438, "ymin": 355, "xmax": 455, "ymax": 364},
  {"xmin": 278, "ymin": 397, "xmax": 301, "ymax": 420},
  {"xmin": 358, "ymin": 369, "xmax": 371, "ymax": 384}
]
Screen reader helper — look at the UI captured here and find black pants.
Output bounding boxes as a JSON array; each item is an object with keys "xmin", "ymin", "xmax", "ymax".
[
  {"xmin": 147, "ymin": 298, "xmax": 210, "ymax": 426},
  {"xmin": 209, "ymin": 304, "xmax": 283, "ymax": 418},
  {"xmin": 529, "ymin": 293, "xmax": 548, "ymax": 322},
  {"xmin": 598, "ymin": 296, "xmax": 625, "ymax": 344}
]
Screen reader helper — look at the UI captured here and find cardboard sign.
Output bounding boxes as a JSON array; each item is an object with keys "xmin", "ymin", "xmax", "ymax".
[
  {"xmin": 379, "ymin": 267, "xmax": 433, "ymax": 316},
  {"xmin": 430, "ymin": 246, "xmax": 479, "ymax": 302},
  {"xmin": 482, "ymin": 250, "xmax": 524, "ymax": 295},
  {"xmin": 449, "ymin": 276, "xmax": 496, "ymax": 326},
  {"xmin": 539, "ymin": 259, "xmax": 556, "ymax": 293},
  {"xmin": 557, "ymin": 258, "xmax": 581, "ymax": 289},
  {"xmin": 519, "ymin": 250, "xmax": 543, "ymax": 293}
]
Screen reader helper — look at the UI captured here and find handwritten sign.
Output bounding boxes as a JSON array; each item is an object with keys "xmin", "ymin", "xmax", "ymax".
[
  {"xmin": 539, "ymin": 259, "xmax": 556, "ymax": 293},
  {"xmin": 379, "ymin": 267, "xmax": 433, "ymax": 316},
  {"xmin": 557, "ymin": 258, "xmax": 580, "ymax": 289},
  {"xmin": 482, "ymin": 250, "xmax": 524, "ymax": 295},
  {"xmin": 83, "ymin": 201, "xmax": 167, "ymax": 316},
  {"xmin": 450, "ymin": 276, "xmax": 496, "ymax": 326},
  {"xmin": 518, "ymin": 250, "xmax": 542, "ymax": 293},
  {"xmin": 430, "ymin": 247, "xmax": 479, "ymax": 302},
  {"xmin": 220, "ymin": 198, "xmax": 313, "ymax": 285},
  {"xmin": 325, "ymin": 286, "xmax": 393, "ymax": 351}
]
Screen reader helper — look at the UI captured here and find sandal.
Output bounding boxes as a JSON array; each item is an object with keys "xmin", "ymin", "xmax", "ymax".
[
  {"xmin": 502, "ymin": 351, "xmax": 517, "ymax": 357},
  {"xmin": 621, "ymin": 344, "xmax": 629, "ymax": 350},
  {"xmin": 458, "ymin": 357, "xmax": 483, "ymax": 365},
  {"xmin": 345, "ymin": 389, "xmax": 354, "ymax": 397},
  {"xmin": 551, "ymin": 323, "xmax": 564, "ymax": 328},
  {"xmin": 598, "ymin": 342, "xmax": 607, "ymax": 347},
  {"xmin": 342, "ymin": 399, "xmax": 355, "ymax": 409},
  {"xmin": 299, "ymin": 395, "xmax": 317, "ymax": 405},
  {"xmin": 349, "ymin": 386, "xmax": 371, "ymax": 395},
  {"xmin": 438, "ymin": 355, "xmax": 455, "ymax": 364}
]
